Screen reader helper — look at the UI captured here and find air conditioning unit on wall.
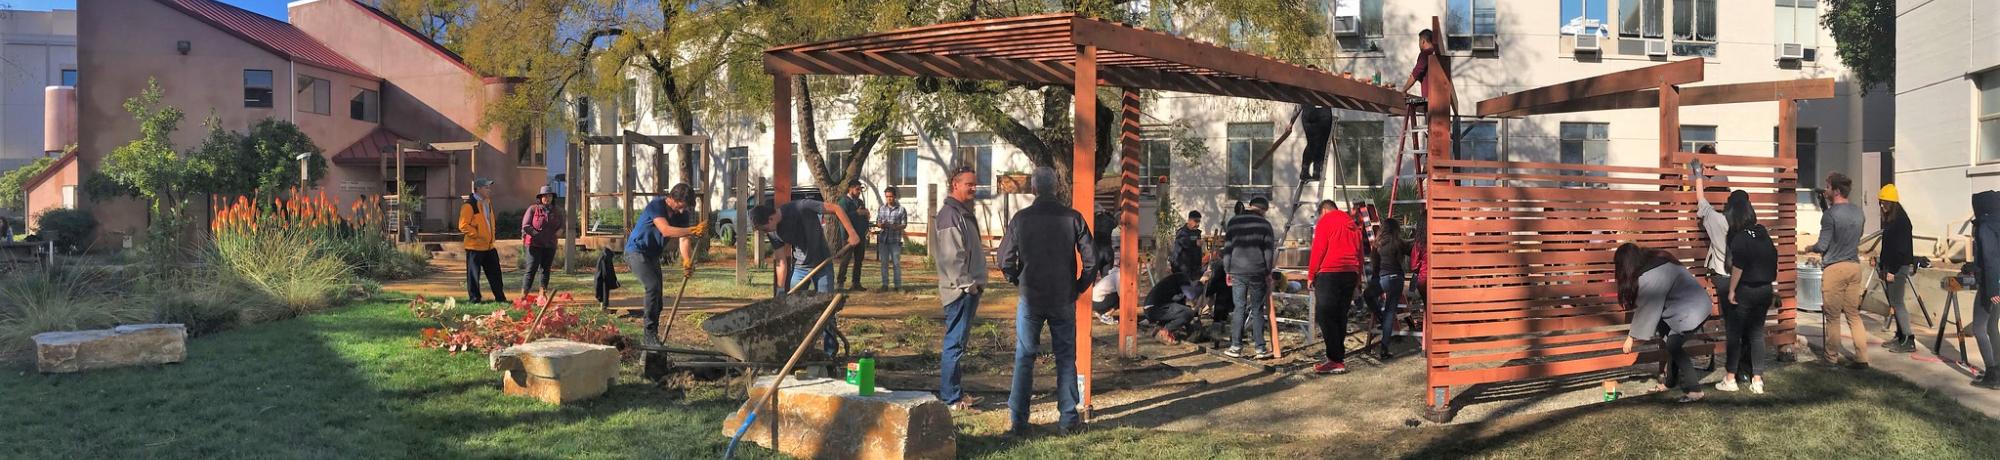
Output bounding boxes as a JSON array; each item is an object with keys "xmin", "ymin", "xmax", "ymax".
[
  {"xmin": 1333, "ymin": 16, "xmax": 1359, "ymax": 36},
  {"xmin": 1776, "ymin": 42, "xmax": 1805, "ymax": 61},
  {"xmin": 1573, "ymin": 34, "xmax": 1602, "ymax": 53},
  {"xmin": 1471, "ymin": 34, "xmax": 1498, "ymax": 51},
  {"xmin": 1645, "ymin": 39, "xmax": 1669, "ymax": 57}
]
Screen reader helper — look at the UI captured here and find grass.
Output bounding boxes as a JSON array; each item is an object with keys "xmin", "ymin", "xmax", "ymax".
[{"xmin": 5, "ymin": 294, "xmax": 1998, "ymax": 459}]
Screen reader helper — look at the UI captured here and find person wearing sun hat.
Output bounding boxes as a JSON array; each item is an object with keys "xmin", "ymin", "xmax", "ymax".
[
  {"xmin": 1876, "ymin": 183, "xmax": 1919, "ymax": 353},
  {"xmin": 459, "ymin": 177, "xmax": 506, "ymax": 303},
  {"xmin": 520, "ymin": 184, "xmax": 565, "ymax": 299}
]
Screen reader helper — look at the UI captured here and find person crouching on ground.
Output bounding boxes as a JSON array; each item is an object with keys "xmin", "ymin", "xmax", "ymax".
[
  {"xmin": 998, "ymin": 167, "xmax": 1097, "ymax": 436},
  {"xmin": 520, "ymin": 185, "xmax": 565, "ymax": 299},
  {"xmin": 625, "ymin": 183, "xmax": 707, "ymax": 348},
  {"xmin": 1719, "ymin": 191, "xmax": 1776, "ymax": 394},
  {"xmin": 1143, "ymin": 271, "xmax": 1202, "ymax": 345},
  {"xmin": 1877, "ymin": 184, "xmax": 1919, "ymax": 353},
  {"xmin": 1616, "ymin": 243, "xmax": 1714, "ymax": 403},
  {"xmin": 1222, "ymin": 197, "xmax": 1277, "ymax": 360},
  {"xmin": 1308, "ymin": 200, "xmax": 1362, "ymax": 374}
]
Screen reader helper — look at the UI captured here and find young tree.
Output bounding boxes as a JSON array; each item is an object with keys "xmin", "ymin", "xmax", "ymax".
[
  {"xmin": 1821, "ymin": 0, "xmax": 1894, "ymax": 94},
  {"xmin": 101, "ymin": 79, "xmax": 192, "ymax": 213}
]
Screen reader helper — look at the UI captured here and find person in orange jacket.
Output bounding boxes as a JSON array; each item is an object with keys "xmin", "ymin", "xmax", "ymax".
[{"xmin": 459, "ymin": 178, "xmax": 506, "ymax": 303}]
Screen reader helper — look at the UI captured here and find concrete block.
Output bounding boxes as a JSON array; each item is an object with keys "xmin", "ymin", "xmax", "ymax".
[
  {"xmin": 490, "ymin": 339, "xmax": 619, "ymax": 404},
  {"xmin": 722, "ymin": 377, "xmax": 954, "ymax": 460},
  {"xmin": 34, "ymin": 324, "xmax": 187, "ymax": 373}
]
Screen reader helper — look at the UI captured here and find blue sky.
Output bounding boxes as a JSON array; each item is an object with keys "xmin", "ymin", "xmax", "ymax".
[{"xmin": 7, "ymin": 0, "xmax": 290, "ymax": 20}]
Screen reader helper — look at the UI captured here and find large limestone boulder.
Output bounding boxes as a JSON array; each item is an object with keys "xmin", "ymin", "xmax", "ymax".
[
  {"xmin": 34, "ymin": 324, "xmax": 187, "ymax": 373},
  {"xmin": 489, "ymin": 339, "xmax": 619, "ymax": 404},
  {"xmin": 722, "ymin": 377, "xmax": 955, "ymax": 460}
]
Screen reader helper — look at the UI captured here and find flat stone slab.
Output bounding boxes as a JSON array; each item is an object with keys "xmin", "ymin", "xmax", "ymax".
[
  {"xmin": 490, "ymin": 339, "xmax": 619, "ymax": 404},
  {"xmin": 34, "ymin": 324, "xmax": 187, "ymax": 373},
  {"xmin": 723, "ymin": 377, "xmax": 954, "ymax": 460}
]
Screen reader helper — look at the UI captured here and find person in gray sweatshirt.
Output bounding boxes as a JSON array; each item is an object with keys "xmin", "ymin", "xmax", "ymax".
[
  {"xmin": 1616, "ymin": 243, "xmax": 1714, "ymax": 403},
  {"xmin": 1807, "ymin": 172, "xmax": 1869, "ymax": 369}
]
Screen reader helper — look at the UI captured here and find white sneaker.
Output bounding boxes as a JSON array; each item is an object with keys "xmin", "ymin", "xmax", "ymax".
[
  {"xmin": 1749, "ymin": 380, "xmax": 1765, "ymax": 394},
  {"xmin": 1714, "ymin": 379, "xmax": 1739, "ymax": 392},
  {"xmin": 1097, "ymin": 312, "xmax": 1118, "ymax": 325}
]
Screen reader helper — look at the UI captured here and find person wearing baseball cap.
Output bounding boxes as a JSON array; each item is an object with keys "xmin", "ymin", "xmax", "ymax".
[
  {"xmin": 520, "ymin": 184, "xmax": 565, "ymax": 299},
  {"xmin": 459, "ymin": 177, "xmax": 506, "ymax": 303}
]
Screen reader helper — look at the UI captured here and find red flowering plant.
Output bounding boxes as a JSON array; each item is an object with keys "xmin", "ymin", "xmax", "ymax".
[{"xmin": 410, "ymin": 292, "xmax": 625, "ymax": 354}]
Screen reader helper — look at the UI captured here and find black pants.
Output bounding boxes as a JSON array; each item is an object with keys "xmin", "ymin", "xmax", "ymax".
[
  {"xmin": 465, "ymin": 249, "xmax": 506, "ymax": 302},
  {"xmin": 1093, "ymin": 297, "xmax": 1117, "ymax": 315},
  {"xmin": 522, "ymin": 246, "xmax": 556, "ymax": 297},
  {"xmin": 838, "ymin": 233, "xmax": 867, "ymax": 288},
  {"xmin": 1314, "ymin": 272, "xmax": 1361, "ymax": 363},
  {"xmin": 625, "ymin": 250, "xmax": 665, "ymax": 334},
  {"xmin": 1662, "ymin": 328, "xmax": 1701, "ymax": 393},
  {"xmin": 1302, "ymin": 126, "xmax": 1331, "ymax": 179},
  {"xmin": 1726, "ymin": 283, "xmax": 1774, "ymax": 377},
  {"xmin": 1147, "ymin": 303, "xmax": 1197, "ymax": 337}
]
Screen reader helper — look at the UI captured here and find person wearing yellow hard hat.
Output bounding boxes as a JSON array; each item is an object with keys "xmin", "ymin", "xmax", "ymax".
[{"xmin": 1878, "ymin": 183, "xmax": 1919, "ymax": 353}]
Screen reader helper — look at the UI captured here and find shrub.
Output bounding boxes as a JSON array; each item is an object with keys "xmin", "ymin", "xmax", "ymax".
[
  {"xmin": 35, "ymin": 208, "xmax": 98, "ymax": 254},
  {"xmin": 495, "ymin": 208, "xmax": 525, "ymax": 240},
  {"xmin": 411, "ymin": 292, "xmax": 622, "ymax": 354},
  {"xmin": 0, "ymin": 268, "xmax": 149, "ymax": 352},
  {"xmin": 211, "ymin": 230, "xmax": 355, "ymax": 322},
  {"xmin": 213, "ymin": 190, "xmax": 418, "ymax": 281}
]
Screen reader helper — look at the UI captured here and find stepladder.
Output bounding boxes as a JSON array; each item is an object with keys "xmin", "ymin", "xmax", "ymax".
[{"xmin": 1386, "ymin": 110, "xmax": 1430, "ymax": 221}]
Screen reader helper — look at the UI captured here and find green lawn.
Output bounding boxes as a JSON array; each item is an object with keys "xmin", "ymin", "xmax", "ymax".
[{"xmin": 4, "ymin": 295, "xmax": 1997, "ymax": 459}]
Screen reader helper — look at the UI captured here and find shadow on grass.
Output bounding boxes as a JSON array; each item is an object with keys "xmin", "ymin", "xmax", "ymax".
[{"xmin": 0, "ymin": 295, "xmax": 788, "ymax": 459}]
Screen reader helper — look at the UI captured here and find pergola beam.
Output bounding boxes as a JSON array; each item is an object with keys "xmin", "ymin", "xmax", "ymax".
[
  {"xmin": 1069, "ymin": 17, "xmax": 1407, "ymax": 110},
  {"xmin": 1475, "ymin": 58, "xmax": 1706, "ymax": 117},
  {"xmin": 1480, "ymin": 78, "xmax": 1838, "ymax": 117}
]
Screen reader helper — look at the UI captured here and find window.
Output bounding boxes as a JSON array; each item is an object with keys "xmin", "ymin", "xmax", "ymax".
[
  {"xmin": 1226, "ymin": 123, "xmax": 1275, "ymax": 199},
  {"xmin": 574, "ymin": 97, "xmax": 594, "ymax": 133},
  {"xmin": 825, "ymin": 138, "xmax": 854, "ymax": 178},
  {"xmin": 1138, "ymin": 135, "xmax": 1174, "ymax": 195},
  {"xmin": 1980, "ymin": 71, "xmax": 2000, "ymax": 163},
  {"xmin": 1680, "ymin": 125, "xmax": 1717, "ymax": 153},
  {"xmin": 1560, "ymin": 0, "xmax": 1609, "ymax": 34},
  {"xmin": 887, "ymin": 143, "xmax": 919, "ymax": 200},
  {"xmin": 298, "ymin": 76, "xmax": 331, "ymax": 115},
  {"xmin": 60, "ymin": 69, "xmax": 76, "ymax": 87},
  {"xmin": 515, "ymin": 126, "xmax": 545, "ymax": 167},
  {"xmin": 244, "ymin": 70, "xmax": 274, "ymax": 108},
  {"xmin": 1776, "ymin": 127, "xmax": 1819, "ymax": 202},
  {"xmin": 351, "ymin": 89, "xmax": 379, "ymax": 122},
  {"xmin": 621, "ymin": 79, "xmax": 638, "ymax": 124},
  {"xmin": 1445, "ymin": 0, "xmax": 1498, "ymax": 51},
  {"xmin": 1619, "ymin": 0, "xmax": 1663, "ymax": 39},
  {"xmin": 724, "ymin": 146, "xmax": 750, "ymax": 197},
  {"xmin": 1559, "ymin": 122, "xmax": 1610, "ymax": 186},
  {"xmin": 1335, "ymin": 121, "xmax": 1384, "ymax": 187},
  {"xmin": 1672, "ymin": 0, "xmax": 1717, "ymax": 56},
  {"xmin": 1333, "ymin": 0, "xmax": 1386, "ymax": 52},
  {"xmin": 1453, "ymin": 120, "xmax": 1502, "ymax": 186},
  {"xmin": 1775, "ymin": 0, "xmax": 1821, "ymax": 60},
  {"xmin": 955, "ymin": 133, "xmax": 995, "ymax": 195}
]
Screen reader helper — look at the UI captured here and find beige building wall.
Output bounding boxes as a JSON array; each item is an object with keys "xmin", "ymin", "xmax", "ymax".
[
  {"xmin": 1894, "ymin": 0, "xmax": 2000, "ymax": 254},
  {"xmin": 1, "ymin": 9, "xmax": 77, "ymax": 173}
]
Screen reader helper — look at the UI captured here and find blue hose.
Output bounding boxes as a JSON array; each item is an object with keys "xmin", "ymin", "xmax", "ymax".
[{"xmin": 722, "ymin": 410, "xmax": 758, "ymax": 459}]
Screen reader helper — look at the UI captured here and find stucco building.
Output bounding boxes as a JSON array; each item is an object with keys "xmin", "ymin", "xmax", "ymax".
[
  {"xmin": 0, "ymin": 9, "xmax": 76, "ymax": 174},
  {"xmin": 1892, "ymin": 0, "xmax": 2000, "ymax": 255},
  {"xmin": 61, "ymin": 0, "xmax": 548, "ymax": 246}
]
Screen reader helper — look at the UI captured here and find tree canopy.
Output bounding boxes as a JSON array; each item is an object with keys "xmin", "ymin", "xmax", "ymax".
[{"xmin": 1821, "ymin": 0, "xmax": 1893, "ymax": 94}]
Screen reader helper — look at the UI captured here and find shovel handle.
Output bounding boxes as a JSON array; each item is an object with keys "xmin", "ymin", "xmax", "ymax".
[{"xmin": 784, "ymin": 243, "xmax": 860, "ymax": 296}]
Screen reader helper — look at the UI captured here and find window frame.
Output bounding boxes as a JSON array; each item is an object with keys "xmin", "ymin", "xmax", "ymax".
[
  {"xmin": 1136, "ymin": 131, "xmax": 1175, "ymax": 196},
  {"xmin": 1774, "ymin": 0, "xmax": 1821, "ymax": 58},
  {"xmin": 59, "ymin": 69, "xmax": 77, "ymax": 87},
  {"xmin": 1333, "ymin": 0, "xmax": 1386, "ymax": 53},
  {"xmin": 1979, "ymin": 70, "xmax": 2000, "ymax": 164},
  {"xmin": 1334, "ymin": 120, "xmax": 1385, "ymax": 187},
  {"xmin": 1558, "ymin": 122, "xmax": 1611, "ymax": 186},
  {"xmin": 1559, "ymin": 0, "xmax": 1610, "ymax": 35},
  {"xmin": 515, "ymin": 125, "xmax": 546, "ymax": 168},
  {"xmin": 1225, "ymin": 122, "xmax": 1276, "ymax": 199},
  {"xmin": 350, "ymin": 88, "xmax": 380, "ymax": 122},
  {"xmin": 1445, "ymin": 0, "xmax": 1500, "ymax": 52},
  {"xmin": 298, "ymin": 76, "xmax": 332, "ymax": 115},
  {"xmin": 1775, "ymin": 127, "xmax": 1820, "ymax": 202},
  {"xmin": 724, "ymin": 146, "xmax": 751, "ymax": 198},
  {"xmin": 955, "ymin": 132, "xmax": 996, "ymax": 197},
  {"xmin": 886, "ymin": 142, "xmax": 920, "ymax": 200},
  {"xmin": 244, "ymin": 69, "xmax": 275, "ymax": 108},
  {"xmin": 1680, "ymin": 125, "xmax": 1718, "ymax": 153},
  {"xmin": 1671, "ymin": 0, "xmax": 1719, "ymax": 57}
]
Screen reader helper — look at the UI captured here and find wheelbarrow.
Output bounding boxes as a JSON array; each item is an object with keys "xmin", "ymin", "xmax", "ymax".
[{"xmin": 640, "ymin": 244, "xmax": 857, "ymax": 383}]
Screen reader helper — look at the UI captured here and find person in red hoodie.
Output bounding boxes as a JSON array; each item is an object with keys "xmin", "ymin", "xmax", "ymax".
[{"xmin": 1308, "ymin": 200, "xmax": 1364, "ymax": 375}]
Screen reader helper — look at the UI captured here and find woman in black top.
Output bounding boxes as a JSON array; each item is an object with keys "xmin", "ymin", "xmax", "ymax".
[
  {"xmin": 1877, "ymin": 185, "xmax": 1919, "ymax": 353},
  {"xmin": 1721, "ymin": 194, "xmax": 1778, "ymax": 394},
  {"xmin": 1365, "ymin": 218, "xmax": 1410, "ymax": 359}
]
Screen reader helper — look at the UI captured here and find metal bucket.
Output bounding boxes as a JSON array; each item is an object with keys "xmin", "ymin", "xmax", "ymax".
[
  {"xmin": 700, "ymin": 292, "xmax": 839, "ymax": 363},
  {"xmin": 1796, "ymin": 262, "xmax": 1823, "ymax": 312}
]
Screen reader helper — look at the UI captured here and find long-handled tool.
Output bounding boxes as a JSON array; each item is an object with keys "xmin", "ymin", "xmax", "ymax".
[
  {"xmin": 656, "ymin": 271, "xmax": 696, "ymax": 343},
  {"xmin": 785, "ymin": 244, "xmax": 860, "ymax": 296}
]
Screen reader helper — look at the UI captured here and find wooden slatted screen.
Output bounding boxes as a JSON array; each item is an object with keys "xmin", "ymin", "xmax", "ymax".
[{"xmin": 1423, "ymin": 153, "xmax": 1799, "ymax": 405}]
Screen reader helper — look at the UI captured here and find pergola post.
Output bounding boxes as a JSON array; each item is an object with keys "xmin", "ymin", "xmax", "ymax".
[
  {"xmin": 1658, "ymin": 84, "xmax": 1681, "ymax": 166},
  {"xmin": 1116, "ymin": 89, "xmax": 1142, "ymax": 358},
  {"xmin": 565, "ymin": 142, "xmax": 580, "ymax": 273},
  {"xmin": 1071, "ymin": 44, "xmax": 1099, "ymax": 417},
  {"xmin": 622, "ymin": 131, "xmax": 635, "ymax": 233},
  {"xmin": 772, "ymin": 72, "xmax": 796, "ymax": 293}
]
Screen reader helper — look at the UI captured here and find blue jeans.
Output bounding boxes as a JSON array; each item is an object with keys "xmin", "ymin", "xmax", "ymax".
[
  {"xmin": 1229, "ymin": 277, "xmax": 1270, "ymax": 352},
  {"xmin": 1372, "ymin": 273, "xmax": 1406, "ymax": 341},
  {"xmin": 878, "ymin": 240, "xmax": 904, "ymax": 289},
  {"xmin": 939, "ymin": 291, "xmax": 979, "ymax": 405},
  {"xmin": 789, "ymin": 264, "xmax": 835, "ymax": 294},
  {"xmin": 1010, "ymin": 298, "xmax": 1080, "ymax": 430}
]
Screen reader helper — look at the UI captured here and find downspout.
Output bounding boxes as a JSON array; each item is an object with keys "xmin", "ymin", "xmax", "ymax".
[{"xmin": 289, "ymin": 60, "xmax": 296, "ymax": 123}]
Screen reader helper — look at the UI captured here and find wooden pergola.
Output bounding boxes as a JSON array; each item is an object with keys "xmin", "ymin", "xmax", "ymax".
[
  {"xmin": 1420, "ymin": 58, "xmax": 1834, "ymax": 421},
  {"xmin": 763, "ymin": 13, "xmax": 1409, "ymax": 417}
]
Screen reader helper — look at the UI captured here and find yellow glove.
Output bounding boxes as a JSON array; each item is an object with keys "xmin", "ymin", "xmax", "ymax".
[
  {"xmin": 687, "ymin": 220, "xmax": 710, "ymax": 238},
  {"xmin": 682, "ymin": 257, "xmax": 695, "ymax": 276}
]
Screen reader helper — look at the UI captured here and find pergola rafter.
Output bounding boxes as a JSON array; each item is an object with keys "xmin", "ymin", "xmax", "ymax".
[{"xmin": 763, "ymin": 13, "xmax": 1408, "ymax": 421}]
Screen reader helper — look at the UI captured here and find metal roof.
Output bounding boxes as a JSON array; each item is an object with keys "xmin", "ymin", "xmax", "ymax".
[
  {"xmin": 329, "ymin": 128, "xmax": 451, "ymax": 167},
  {"xmin": 156, "ymin": 0, "xmax": 379, "ymax": 80},
  {"xmin": 763, "ymin": 14, "xmax": 1408, "ymax": 113}
]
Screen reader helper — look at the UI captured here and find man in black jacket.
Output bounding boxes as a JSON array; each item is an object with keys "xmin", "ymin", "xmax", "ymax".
[
  {"xmin": 1222, "ymin": 197, "xmax": 1277, "ymax": 359},
  {"xmin": 1171, "ymin": 211, "xmax": 1204, "ymax": 282},
  {"xmin": 998, "ymin": 167, "xmax": 1096, "ymax": 436}
]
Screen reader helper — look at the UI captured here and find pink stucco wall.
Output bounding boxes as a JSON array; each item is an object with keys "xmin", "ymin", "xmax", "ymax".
[{"xmin": 23, "ymin": 154, "xmax": 78, "ymax": 231}]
